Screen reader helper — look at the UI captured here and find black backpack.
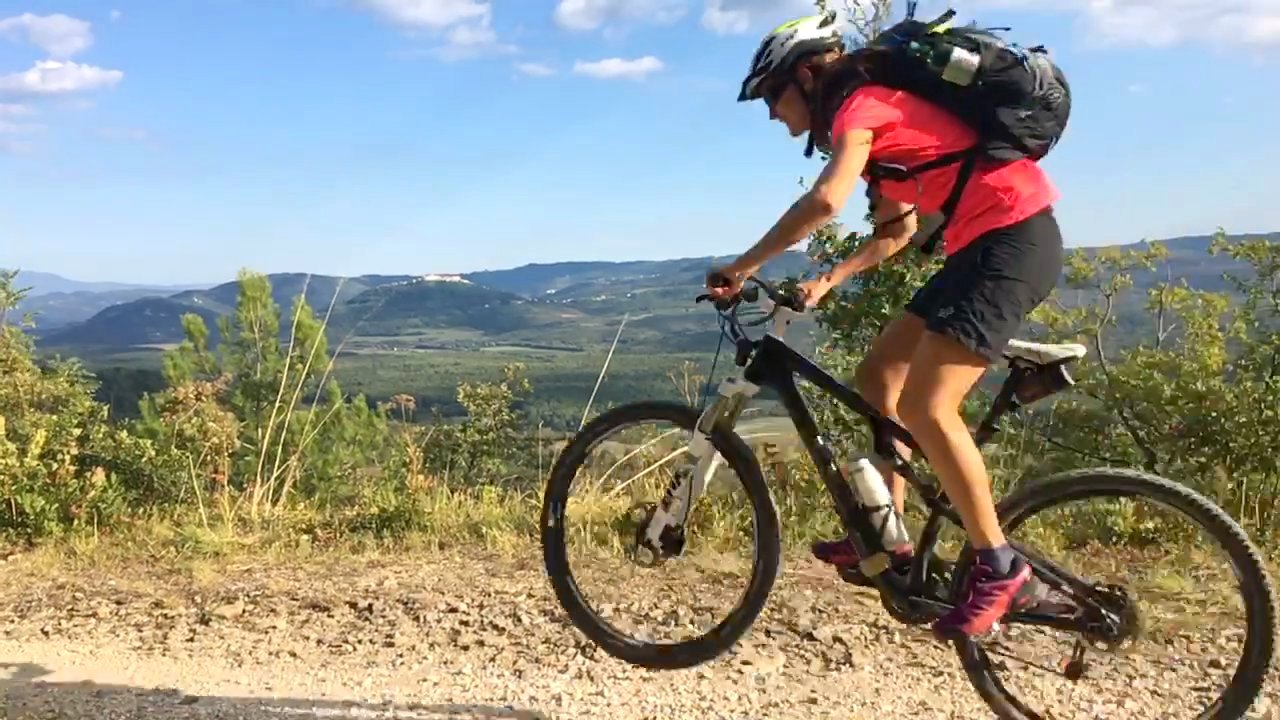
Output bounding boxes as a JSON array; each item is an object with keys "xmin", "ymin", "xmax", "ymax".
[{"xmin": 856, "ymin": 3, "xmax": 1071, "ymax": 254}]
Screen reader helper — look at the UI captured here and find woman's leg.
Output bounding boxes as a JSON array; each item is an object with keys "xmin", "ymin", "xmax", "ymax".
[
  {"xmin": 853, "ymin": 313, "xmax": 925, "ymax": 516},
  {"xmin": 896, "ymin": 206, "xmax": 1065, "ymax": 639},
  {"xmin": 898, "ymin": 329, "xmax": 1044, "ymax": 640},
  {"xmin": 897, "ymin": 332, "xmax": 1004, "ymax": 550},
  {"xmin": 812, "ymin": 311, "xmax": 929, "ymax": 572}
]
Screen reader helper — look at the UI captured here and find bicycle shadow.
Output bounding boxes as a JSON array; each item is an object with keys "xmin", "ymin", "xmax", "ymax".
[{"xmin": 0, "ymin": 662, "xmax": 551, "ymax": 719}]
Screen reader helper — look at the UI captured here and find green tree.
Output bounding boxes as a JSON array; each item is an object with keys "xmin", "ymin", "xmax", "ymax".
[
  {"xmin": 0, "ymin": 271, "xmax": 157, "ymax": 539},
  {"xmin": 135, "ymin": 270, "xmax": 385, "ymax": 525},
  {"xmin": 1031, "ymin": 232, "xmax": 1280, "ymax": 538},
  {"xmin": 424, "ymin": 363, "xmax": 535, "ymax": 484}
]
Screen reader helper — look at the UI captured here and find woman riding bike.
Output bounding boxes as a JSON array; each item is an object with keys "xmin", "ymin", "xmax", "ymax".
[{"xmin": 705, "ymin": 14, "xmax": 1064, "ymax": 640}]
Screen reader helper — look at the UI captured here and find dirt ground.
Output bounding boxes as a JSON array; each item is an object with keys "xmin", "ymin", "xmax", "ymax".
[{"xmin": 0, "ymin": 549, "xmax": 1275, "ymax": 719}]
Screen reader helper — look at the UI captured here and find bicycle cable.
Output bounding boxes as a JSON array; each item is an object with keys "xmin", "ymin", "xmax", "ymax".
[{"xmin": 697, "ymin": 313, "xmax": 730, "ymax": 413}]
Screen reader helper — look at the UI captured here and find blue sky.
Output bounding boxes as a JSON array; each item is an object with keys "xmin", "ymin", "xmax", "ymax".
[{"xmin": 2, "ymin": 0, "xmax": 1278, "ymax": 284}]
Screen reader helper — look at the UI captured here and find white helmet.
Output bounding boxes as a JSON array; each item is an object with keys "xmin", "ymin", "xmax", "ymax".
[{"xmin": 738, "ymin": 13, "xmax": 846, "ymax": 102}]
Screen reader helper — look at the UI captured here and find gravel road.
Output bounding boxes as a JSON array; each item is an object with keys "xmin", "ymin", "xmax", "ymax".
[{"xmin": 0, "ymin": 551, "xmax": 1275, "ymax": 719}]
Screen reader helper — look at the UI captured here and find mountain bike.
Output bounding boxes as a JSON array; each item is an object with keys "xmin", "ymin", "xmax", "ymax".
[{"xmin": 539, "ymin": 275, "xmax": 1277, "ymax": 719}]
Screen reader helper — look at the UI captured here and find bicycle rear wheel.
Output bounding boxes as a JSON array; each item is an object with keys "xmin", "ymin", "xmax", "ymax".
[
  {"xmin": 953, "ymin": 468, "xmax": 1277, "ymax": 719},
  {"xmin": 540, "ymin": 400, "xmax": 781, "ymax": 670}
]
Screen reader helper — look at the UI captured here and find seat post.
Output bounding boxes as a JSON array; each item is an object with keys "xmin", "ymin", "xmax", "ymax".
[{"xmin": 973, "ymin": 364, "xmax": 1027, "ymax": 447}]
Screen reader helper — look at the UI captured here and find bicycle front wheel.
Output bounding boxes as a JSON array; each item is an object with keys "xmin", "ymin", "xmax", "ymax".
[
  {"xmin": 540, "ymin": 400, "xmax": 782, "ymax": 670},
  {"xmin": 954, "ymin": 468, "xmax": 1277, "ymax": 719}
]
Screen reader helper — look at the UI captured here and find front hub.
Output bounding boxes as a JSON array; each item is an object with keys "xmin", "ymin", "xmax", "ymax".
[{"xmin": 628, "ymin": 503, "xmax": 686, "ymax": 568}]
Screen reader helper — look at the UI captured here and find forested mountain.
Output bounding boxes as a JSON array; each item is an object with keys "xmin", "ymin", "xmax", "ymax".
[{"xmin": 23, "ymin": 232, "xmax": 1270, "ymax": 356}]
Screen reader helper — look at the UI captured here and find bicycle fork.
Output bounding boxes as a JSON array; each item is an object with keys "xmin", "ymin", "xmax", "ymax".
[
  {"xmin": 639, "ymin": 375, "xmax": 760, "ymax": 552},
  {"xmin": 637, "ymin": 300, "xmax": 795, "ymax": 557}
]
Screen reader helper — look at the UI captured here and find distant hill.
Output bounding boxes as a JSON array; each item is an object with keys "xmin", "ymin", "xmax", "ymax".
[
  {"xmin": 27, "ymin": 232, "xmax": 1272, "ymax": 355},
  {"xmin": 17, "ymin": 288, "xmax": 176, "ymax": 329},
  {"xmin": 462, "ymin": 253, "xmax": 814, "ymax": 299},
  {"xmin": 40, "ymin": 297, "xmax": 224, "ymax": 347},
  {"xmin": 39, "ymin": 273, "xmax": 415, "ymax": 348},
  {"xmin": 7, "ymin": 270, "xmax": 202, "ymax": 297},
  {"xmin": 33, "ymin": 253, "xmax": 818, "ymax": 352},
  {"xmin": 1086, "ymin": 232, "xmax": 1272, "ymax": 294},
  {"xmin": 165, "ymin": 272, "xmax": 415, "ymax": 317},
  {"xmin": 333, "ymin": 278, "xmax": 583, "ymax": 337},
  {"xmin": 6, "ymin": 270, "xmax": 210, "ymax": 329}
]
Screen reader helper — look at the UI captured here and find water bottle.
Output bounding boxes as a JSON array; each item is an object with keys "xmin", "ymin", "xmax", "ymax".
[
  {"xmin": 939, "ymin": 44, "xmax": 981, "ymax": 86},
  {"xmin": 850, "ymin": 458, "xmax": 911, "ymax": 549},
  {"xmin": 907, "ymin": 39, "xmax": 980, "ymax": 86}
]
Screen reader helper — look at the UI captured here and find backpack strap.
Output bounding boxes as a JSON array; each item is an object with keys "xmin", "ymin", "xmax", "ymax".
[
  {"xmin": 865, "ymin": 146, "xmax": 980, "ymax": 255},
  {"xmin": 866, "ymin": 147, "xmax": 972, "ymax": 183},
  {"xmin": 919, "ymin": 149, "xmax": 978, "ymax": 254}
]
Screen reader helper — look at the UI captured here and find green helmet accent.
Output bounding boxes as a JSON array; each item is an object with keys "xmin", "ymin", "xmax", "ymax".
[{"xmin": 737, "ymin": 13, "xmax": 846, "ymax": 102}]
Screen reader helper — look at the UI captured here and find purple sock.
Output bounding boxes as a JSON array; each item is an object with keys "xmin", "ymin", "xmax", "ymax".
[{"xmin": 976, "ymin": 545, "xmax": 1016, "ymax": 576}]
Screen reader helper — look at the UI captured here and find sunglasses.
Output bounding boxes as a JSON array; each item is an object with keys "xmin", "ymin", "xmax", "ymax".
[{"xmin": 762, "ymin": 78, "xmax": 791, "ymax": 107}]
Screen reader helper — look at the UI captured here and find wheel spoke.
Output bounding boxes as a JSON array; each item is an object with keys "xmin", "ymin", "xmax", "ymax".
[
  {"xmin": 954, "ymin": 468, "xmax": 1276, "ymax": 720},
  {"xmin": 540, "ymin": 401, "xmax": 780, "ymax": 670}
]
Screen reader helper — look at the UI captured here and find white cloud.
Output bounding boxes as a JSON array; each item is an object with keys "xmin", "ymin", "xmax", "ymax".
[
  {"xmin": 968, "ymin": 0, "xmax": 1280, "ymax": 47},
  {"xmin": 0, "ymin": 118, "xmax": 40, "ymax": 134},
  {"xmin": 435, "ymin": 18, "xmax": 517, "ymax": 60},
  {"xmin": 573, "ymin": 55, "xmax": 665, "ymax": 80},
  {"xmin": 701, "ymin": 0, "xmax": 813, "ymax": 35},
  {"xmin": 0, "ymin": 137, "xmax": 34, "ymax": 154},
  {"xmin": 515, "ymin": 62, "xmax": 556, "ymax": 77},
  {"xmin": 0, "ymin": 60, "xmax": 124, "ymax": 96},
  {"xmin": 358, "ymin": 0, "xmax": 490, "ymax": 29},
  {"xmin": 0, "ymin": 12, "xmax": 94, "ymax": 58},
  {"xmin": 0, "ymin": 103, "xmax": 45, "ymax": 147},
  {"xmin": 109, "ymin": 9, "xmax": 123, "ymax": 22},
  {"xmin": 356, "ymin": 0, "xmax": 517, "ymax": 60},
  {"xmin": 554, "ymin": 0, "xmax": 686, "ymax": 31}
]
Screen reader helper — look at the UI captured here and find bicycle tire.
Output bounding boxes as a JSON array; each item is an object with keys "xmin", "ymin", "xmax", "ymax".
[
  {"xmin": 540, "ymin": 400, "xmax": 782, "ymax": 670},
  {"xmin": 952, "ymin": 467, "xmax": 1277, "ymax": 720}
]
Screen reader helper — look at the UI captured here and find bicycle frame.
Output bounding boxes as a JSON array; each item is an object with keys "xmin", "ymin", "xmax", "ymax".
[{"xmin": 647, "ymin": 295, "xmax": 1091, "ymax": 625}]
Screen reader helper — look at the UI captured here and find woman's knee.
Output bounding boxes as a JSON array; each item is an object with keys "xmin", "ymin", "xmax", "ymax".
[
  {"xmin": 896, "ymin": 383, "xmax": 953, "ymax": 435},
  {"xmin": 854, "ymin": 360, "xmax": 898, "ymax": 415},
  {"xmin": 897, "ymin": 332, "xmax": 989, "ymax": 434},
  {"xmin": 852, "ymin": 314, "xmax": 925, "ymax": 415}
]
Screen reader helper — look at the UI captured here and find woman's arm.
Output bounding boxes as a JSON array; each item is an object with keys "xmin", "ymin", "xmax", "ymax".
[
  {"xmin": 829, "ymin": 194, "xmax": 920, "ymax": 280},
  {"xmin": 798, "ymin": 194, "xmax": 921, "ymax": 306},
  {"xmin": 710, "ymin": 129, "xmax": 875, "ymax": 290}
]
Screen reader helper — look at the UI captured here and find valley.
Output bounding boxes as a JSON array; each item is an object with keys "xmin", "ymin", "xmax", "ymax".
[{"xmin": 11, "ymin": 231, "xmax": 1273, "ymax": 429}]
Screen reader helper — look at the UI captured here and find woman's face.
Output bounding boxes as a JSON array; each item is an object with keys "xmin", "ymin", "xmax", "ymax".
[{"xmin": 763, "ymin": 68, "xmax": 814, "ymax": 137}]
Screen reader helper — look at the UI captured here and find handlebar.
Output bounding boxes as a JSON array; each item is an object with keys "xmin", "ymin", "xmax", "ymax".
[
  {"xmin": 695, "ymin": 273, "xmax": 805, "ymax": 367},
  {"xmin": 696, "ymin": 271, "xmax": 803, "ymax": 366},
  {"xmin": 695, "ymin": 273, "xmax": 807, "ymax": 314}
]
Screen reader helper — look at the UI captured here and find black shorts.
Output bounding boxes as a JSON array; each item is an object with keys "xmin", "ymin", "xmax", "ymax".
[{"xmin": 905, "ymin": 205, "xmax": 1064, "ymax": 362}]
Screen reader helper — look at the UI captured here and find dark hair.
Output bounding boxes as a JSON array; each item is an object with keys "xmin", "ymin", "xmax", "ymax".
[{"xmin": 801, "ymin": 48, "xmax": 885, "ymax": 157}]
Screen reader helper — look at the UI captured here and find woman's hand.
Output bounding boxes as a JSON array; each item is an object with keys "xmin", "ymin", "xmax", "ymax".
[
  {"xmin": 705, "ymin": 267, "xmax": 745, "ymax": 301},
  {"xmin": 798, "ymin": 273, "xmax": 838, "ymax": 309}
]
